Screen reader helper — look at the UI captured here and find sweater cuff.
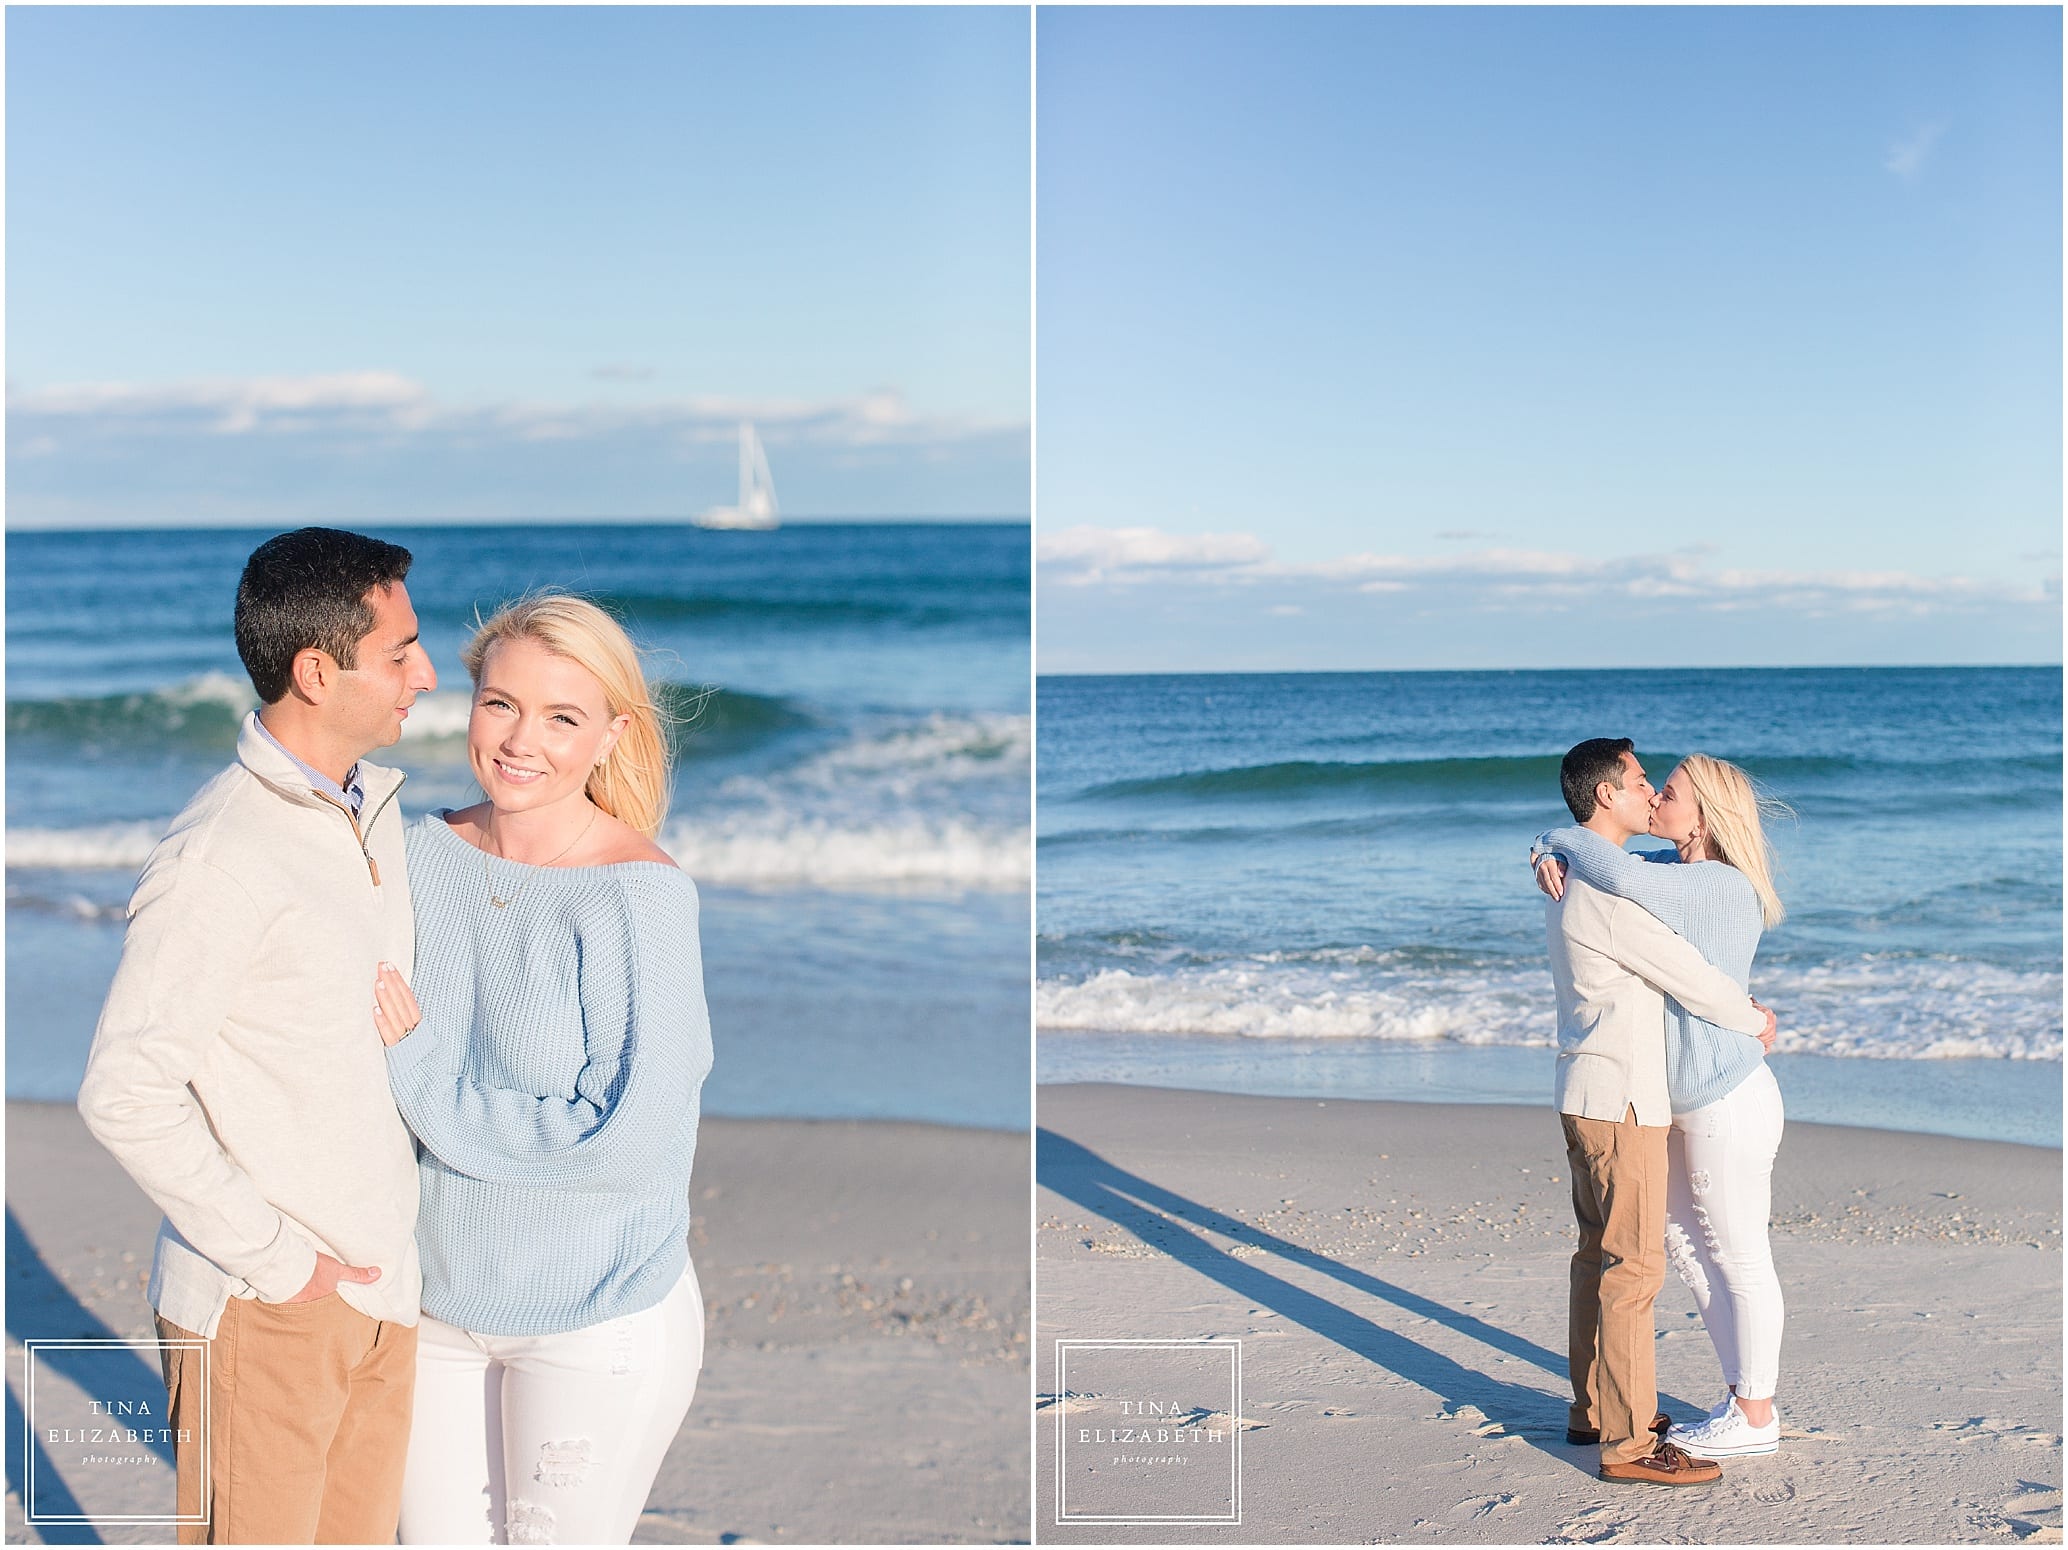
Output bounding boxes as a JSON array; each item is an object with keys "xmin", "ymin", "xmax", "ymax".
[
  {"xmin": 382, "ymin": 1021, "xmax": 444, "ymax": 1085},
  {"xmin": 242, "ymin": 1221, "xmax": 321, "ymax": 1304}
]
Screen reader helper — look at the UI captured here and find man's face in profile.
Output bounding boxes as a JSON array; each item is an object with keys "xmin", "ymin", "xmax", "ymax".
[
  {"xmin": 326, "ymin": 581, "xmax": 436, "ymax": 756},
  {"xmin": 1596, "ymin": 751, "xmax": 1656, "ymax": 834}
]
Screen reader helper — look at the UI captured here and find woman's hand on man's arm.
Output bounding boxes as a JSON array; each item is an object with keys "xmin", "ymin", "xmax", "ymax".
[{"xmin": 373, "ymin": 962, "xmax": 420, "ymax": 1048}]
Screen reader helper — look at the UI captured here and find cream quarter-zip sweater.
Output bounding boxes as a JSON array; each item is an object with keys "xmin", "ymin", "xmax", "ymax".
[
  {"xmin": 77, "ymin": 711, "xmax": 423, "ymax": 1337},
  {"xmin": 1546, "ymin": 878, "xmax": 1769, "ymax": 1126}
]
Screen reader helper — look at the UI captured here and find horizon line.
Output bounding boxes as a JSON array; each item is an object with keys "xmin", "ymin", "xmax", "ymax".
[
  {"xmin": 1037, "ymin": 662, "xmax": 2063, "ymax": 679},
  {"xmin": 7, "ymin": 513, "xmax": 1032, "ymax": 534}
]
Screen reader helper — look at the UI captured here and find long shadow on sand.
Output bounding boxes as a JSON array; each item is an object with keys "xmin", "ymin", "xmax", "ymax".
[
  {"xmin": 7, "ymin": 1205, "xmax": 175, "ymax": 1543},
  {"xmin": 1039, "ymin": 1128, "xmax": 1701, "ymax": 1461}
]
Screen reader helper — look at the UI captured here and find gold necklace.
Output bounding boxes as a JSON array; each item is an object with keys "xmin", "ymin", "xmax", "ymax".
[{"xmin": 482, "ymin": 806, "xmax": 599, "ymax": 910}]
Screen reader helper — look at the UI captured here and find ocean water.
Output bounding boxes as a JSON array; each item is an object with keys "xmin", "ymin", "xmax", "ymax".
[
  {"xmin": 1036, "ymin": 668, "xmax": 2063, "ymax": 1147},
  {"xmin": 7, "ymin": 522, "xmax": 1030, "ymax": 1128}
]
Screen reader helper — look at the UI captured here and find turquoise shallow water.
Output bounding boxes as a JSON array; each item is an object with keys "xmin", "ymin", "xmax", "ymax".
[{"xmin": 1038, "ymin": 667, "xmax": 2062, "ymax": 1143}]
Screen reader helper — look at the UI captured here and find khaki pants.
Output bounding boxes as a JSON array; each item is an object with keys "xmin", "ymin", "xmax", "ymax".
[
  {"xmin": 1562, "ymin": 1107, "xmax": 1669, "ymax": 1466},
  {"xmin": 157, "ymin": 1295, "xmax": 417, "ymax": 1544}
]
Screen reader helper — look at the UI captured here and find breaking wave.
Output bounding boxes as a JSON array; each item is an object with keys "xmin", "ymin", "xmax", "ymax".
[{"xmin": 1037, "ymin": 953, "xmax": 2061, "ymax": 1061}]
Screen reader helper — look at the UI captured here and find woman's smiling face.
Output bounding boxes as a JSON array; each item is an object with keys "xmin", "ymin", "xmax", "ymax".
[{"xmin": 467, "ymin": 635, "xmax": 628, "ymax": 817}]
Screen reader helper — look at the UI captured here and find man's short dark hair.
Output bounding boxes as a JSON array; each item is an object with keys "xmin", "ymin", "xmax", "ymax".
[
  {"xmin": 235, "ymin": 528, "xmax": 414, "ymax": 704},
  {"xmin": 1560, "ymin": 737, "xmax": 1635, "ymax": 822}
]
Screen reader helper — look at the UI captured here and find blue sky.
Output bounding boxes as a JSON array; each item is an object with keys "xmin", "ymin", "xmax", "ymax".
[
  {"xmin": 1037, "ymin": 6, "xmax": 2061, "ymax": 670},
  {"xmin": 8, "ymin": 6, "xmax": 1029, "ymax": 526}
]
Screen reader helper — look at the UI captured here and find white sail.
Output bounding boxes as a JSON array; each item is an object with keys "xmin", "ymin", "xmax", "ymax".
[{"xmin": 694, "ymin": 423, "xmax": 781, "ymax": 530}]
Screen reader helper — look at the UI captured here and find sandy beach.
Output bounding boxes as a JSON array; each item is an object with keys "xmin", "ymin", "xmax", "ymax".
[
  {"xmin": 1036, "ymin": 1082, "xmax": 2062, "ymax": 1545},
  {"xmin": 6, "ymin": 1101, "xmax": 1030, "ymax": 1545}
]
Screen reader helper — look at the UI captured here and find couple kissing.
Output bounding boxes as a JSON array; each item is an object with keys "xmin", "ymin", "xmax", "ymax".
[{"xmin": 1540, "ymin": 737, "xmax": 1788, "ymax": 1486}]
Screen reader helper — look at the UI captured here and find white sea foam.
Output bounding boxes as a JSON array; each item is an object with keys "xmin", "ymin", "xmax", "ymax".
[
  {"xmin": 798, "ymin": 712, "xmax": 1030, "ymax": 776},
  {"xmin": 679, "ymin": 711, "xmax": 1028, "ymax": 890},
  {"xmin": 162, "ymin": 670, "xmax": 256, "ymax": 710},
  {"xmin": 21, "ymin": 672, "xmax": 472, "ymax": 746},
  {"xmin": 9, "ymin": 814, "xmax": 1028, "ymax": 895},
  {"xmin": 394, "ymin": 689, "xmax": 479, "ymax": 742},
  {"xmin": 3, "ymin": 883, "xmax": 128, "ymax": 922},
  {"xmin": 728, "ymin": 712, "xmax": 1030, "ymax": 803},
  {"xmin": 1038, "ymin": 955, "xmax": 2063, "ymax": 1062},
  {"xmin": 1037, "ymin": 966, "xmax": 1545, "ymax": 1045},
  {"xmin": 659, "ymin": 816, "xmax": 1028, "ymax": 893},
  {"xmin": 1755, "ymin": 958, "xmax": 2063, "ymax": 1061},
  {"xmin": 7, "ymin": 822, "xmax": 166, "ymax": 870}
]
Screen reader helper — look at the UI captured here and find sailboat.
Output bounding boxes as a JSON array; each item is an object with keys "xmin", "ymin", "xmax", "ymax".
[{"xmin": 693, "ymin": 422, "xmax": 780, "ymax": 530}]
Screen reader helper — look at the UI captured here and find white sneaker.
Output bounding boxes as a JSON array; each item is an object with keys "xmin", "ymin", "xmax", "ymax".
[{"xmin": 1666, "ymin": 1395, "xmax": 1779, "ymax": 1458}]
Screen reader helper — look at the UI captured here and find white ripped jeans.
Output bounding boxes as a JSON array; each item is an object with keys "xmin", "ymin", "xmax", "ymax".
[
  {"xmin": 1665, "ymin": 1062, "xmax": 1785, "ymax": 1401},
  {"xmin": 397, "ymin": 1258, "xmax": 704, "ymax": 1545}
]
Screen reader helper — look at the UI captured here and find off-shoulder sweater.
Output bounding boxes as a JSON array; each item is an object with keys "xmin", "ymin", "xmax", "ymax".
[{"xmin": 385, "ymin": 812, "xmax": 714, "ymax": 1335}]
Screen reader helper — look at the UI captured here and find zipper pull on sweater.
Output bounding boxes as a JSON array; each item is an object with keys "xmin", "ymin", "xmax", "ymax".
[{"xmin": 313, "ymin": 793, "xmax": 383, "ymax": 886}]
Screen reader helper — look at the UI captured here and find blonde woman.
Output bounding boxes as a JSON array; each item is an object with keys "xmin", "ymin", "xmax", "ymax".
[
  {"xmin": 1532, "ymin": 754, "xmax": 1788, "ymax": 1461},
  {"xmin": 371, "ymin": 594, "xmax": 712, "ymax": 1543}
]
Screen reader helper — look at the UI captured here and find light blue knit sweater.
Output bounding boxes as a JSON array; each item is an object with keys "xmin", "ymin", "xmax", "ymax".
[
  {"xmin": 1532, "ymin": 825, "xmax": 1766, "ymax": 1114},
  {"xmin": 385, "ymin": 812, "xmax": 713, "ymax": 1336}
]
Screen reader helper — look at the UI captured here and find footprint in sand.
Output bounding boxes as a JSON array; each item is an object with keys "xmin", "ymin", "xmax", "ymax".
[
  {"xmin": 1193, "ymin": 1409, "xmax": 1268, "ymax": 1433},
  {"xmin": 2001, "ymin": 1482, "xmax": 2064, "ymax": 1542},
  {"xmin": 1429, "ymin": 1400, "xmax": 1514, "ymax": 1439},
  {"xmin": 1456, "ymin": 1493, "xmax": 1517, "ymax": 1520},
  {"xmin": 1033, "ymin": 1391, "xmax": 1099, "ymax": 1415},
  {"xmin": 1937, "ymin": 1417, "xmax": 2065, "ymax": 1451},
  {"xmin": 1548, "ymin": 1505, "xmax": 1632, "ymax": 1545},
  {"xmin": 1962, "ymin": 1511, "xmax": 2024, "ymax": 1540},
  {"xmin": 1750, "ymin": 1478, "xmax": 1797, "ymax": 1506}
]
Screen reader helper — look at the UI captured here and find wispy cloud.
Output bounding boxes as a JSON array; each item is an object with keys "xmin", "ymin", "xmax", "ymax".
[
  {"xmin": 1885, "ymin": 119, "xmax": 1948, "ymax": 179},
  {"xmin": 9, "ymin": 372, "xmax": 1019, "ymax": 451},
  {"xmin": 1037, "ymin": 523, "xmax": 2055, "ymax": 617},
  {"xmin": 13, "ymin": 371, "xmax": 434, "ymax": 434},
  {"xmin": 1036, "ymin": 524, "xmax": 1271, "ymax": 582},
  {"xmin": 5, "ymin": 371, "xmax": 1030, "ymax": 524}
]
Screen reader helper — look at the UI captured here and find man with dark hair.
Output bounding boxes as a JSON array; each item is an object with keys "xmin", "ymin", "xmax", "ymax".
[
  {"xmin": 1559, "ymin": 736, "xmax": 1635, "ymax": 824},
  {"xmin": 233, "ymin": 526, "xmax": 416, "ymax": 704},
  {"xmin": 79, "ymin": 527, "xmax": 436, "ymax": 1543},
  {"xmin": 1542, "ymin": 739, "xmax": 1774, "ymax": 1487}
]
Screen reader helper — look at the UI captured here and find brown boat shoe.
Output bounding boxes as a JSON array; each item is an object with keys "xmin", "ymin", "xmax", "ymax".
[
  {"xmin": 1566, "ymin": 1411, "xmax": 1672, "ymax": 1446},
  {"xmin": 1598, "ymin": 1440, "xmax": 1723, "ymax": 1486}
]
